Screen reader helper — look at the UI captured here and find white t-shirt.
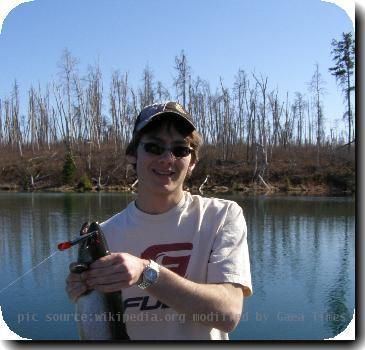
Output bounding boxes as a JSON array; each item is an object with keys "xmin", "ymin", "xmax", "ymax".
[{"xmin": 101, "ymin": 192, "xmax": 252, "ymax": 340}]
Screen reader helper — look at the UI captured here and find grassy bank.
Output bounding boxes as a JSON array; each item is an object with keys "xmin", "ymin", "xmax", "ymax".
[{"xmin": 0, "ymin": 143, "xmax": 355, "ymax": 196}]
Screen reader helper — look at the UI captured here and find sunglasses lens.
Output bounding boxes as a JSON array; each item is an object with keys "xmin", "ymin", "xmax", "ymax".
[
  {"xmin": 172, "ymin": 146, "xmax": 191, "ymax": 157},
  {"xmin": 144, "ymin": 143, "xmax": 164, "ymax": 155},
  {"xmin": 142, "ymin": 143, "xmax": 192, "ymax": 157}
]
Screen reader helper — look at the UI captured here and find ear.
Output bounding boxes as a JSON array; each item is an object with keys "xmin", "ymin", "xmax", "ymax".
[
  {"xmin": 188, "ymin": 160, "xmax": 196, "ymax": 173},
  {"xmin": 126, "ymin": 155, "xmax": 137, "ymax": 165}
]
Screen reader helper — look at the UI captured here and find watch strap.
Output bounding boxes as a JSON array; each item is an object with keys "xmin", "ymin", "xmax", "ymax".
[{"xmin": 137, "ymin": 260, "xmax": 160, "ymax": 290}]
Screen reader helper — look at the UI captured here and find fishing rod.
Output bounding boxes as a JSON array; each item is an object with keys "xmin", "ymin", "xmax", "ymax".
[{"xmin": 57, "ymin": 229, "xmax": 99, "ymax": 251}]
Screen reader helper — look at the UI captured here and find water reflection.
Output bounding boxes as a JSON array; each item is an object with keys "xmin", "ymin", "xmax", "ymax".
[
  {"xmin": 324, "ymin": 215, "xmax": 353, "ymax": 335},
  {"xmin": 228, "ymin": 195, "xmax": 355, "ymax": 339},
  {"xmin": 0, "ymin": 193, "xmax": 355, "ymax": 340}
]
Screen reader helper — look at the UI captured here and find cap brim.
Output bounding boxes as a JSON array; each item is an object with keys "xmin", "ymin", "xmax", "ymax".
[{"xmin": 135, "ymin": 111, "xmax": 196, "ymax": 134}]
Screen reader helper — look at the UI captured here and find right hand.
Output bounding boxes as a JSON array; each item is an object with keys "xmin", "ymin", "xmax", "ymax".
[{"xmin": 65, "ymin": 271, "xmax": 89, "ymax": 303}]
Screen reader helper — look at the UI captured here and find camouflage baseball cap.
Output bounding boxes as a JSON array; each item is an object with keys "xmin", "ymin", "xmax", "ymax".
[{"xmin": 133, "ymin": 101, "xmax": 196, "ymax": 135}]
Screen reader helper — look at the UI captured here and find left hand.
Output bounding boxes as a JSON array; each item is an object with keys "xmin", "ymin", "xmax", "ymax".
[{"xmin": 81, "ymin": 252, "xmax": 148, "ymax": 293}]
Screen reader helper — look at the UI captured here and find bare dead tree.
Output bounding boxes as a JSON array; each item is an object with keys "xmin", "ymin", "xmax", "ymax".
[
  {"xmin": 37, "ymin": 85, "xmax": 51, "ymax": 150},
  {"xmin": 0, "ymin": 99, "xmax": 3, "ymax": 145},
  {"xmin": 156, "ymin": 80, "xmax": 171, "ymax": 102},
  {"xmin": 190, "ymin": 76, "xmax": 209, "ymax": 143},
  {"xmin": 52, "ymin": 82, "xmax": 68, "ymax": 144},
  {"xmin": 49, "ymin": 106, "xmax": 58, "ymax": 145},
  {"xmin": 281, "ymin": 92, "xmax": 294, "ymax": 149},
  {"xmin": 3, "ymin": 99, "xmax": 11, "ymax": 145},
  {"xmin": 268, "ymin": 89, "xmax": 284, "ymax": 149},
  {"xmin": 253, "ymin": 74, "xmax": 269, "ymax": 174},
  {"xmin": 233, "ymin": 69, "xmax": 248, "ymax": 146},
  {"xmin": 0, "ymin": 48, "xmax": 352, "ymax": 191},
  {"xmin": 205, "ymin": 86, "xmax": 215, "ymax": 147},
  {"xmin": 72, "ymin": 72, "xmax": 88, "ymax": 143},
  {"xmin": 56, "ymin": 48, "xmax": 79, "ymax": 149},
  {"xmin": 110, "ymin": 70, "xmax": 133, "ymax": 150},
  {"xmin": 292, "ymin": 92, "xmax": 307, "ymax": 146},
  {"xmin": 211, "ymin": 93, "xmax": 222, "ymax": 154},
  {"xmin": 86, "ymin": 63, "xmax": 104, "ymax": 149},
  {"xmin": 220, "ymin": 78, "xmax": 233, "ymax": 160},
  {"xmin": 130, "ymin": 87, "xmax": 139, "ymax": 120},
  {"xmin": 309, "ymin": 63, "xmax": 326, "ymax": 166},
  {"xmin": 174, "ymin": 50, "xmax": 190, "ymax": 108},
  {"xmin": 244, "ymin": 84, "xmax": 258, "ymax": 162},
  {"xmin": 8, "ymin": 81, "xmax": 23, "ymax": 156},
  {"xmin": 305, "ymin": 101, "xmax": 312, "ymax": 145},
  {"xmin": 139, "ymin": 64, "xmax": 155, "ymax": 109},
  {"xmin": 27, "ymin": 87, "xmax": 37, "ymax": 151}
]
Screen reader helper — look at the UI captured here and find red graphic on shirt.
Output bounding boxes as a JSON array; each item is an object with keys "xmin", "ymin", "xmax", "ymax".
[{"xmin": 141, "ymin": 243, "xmax": 193, "ymax": 277}]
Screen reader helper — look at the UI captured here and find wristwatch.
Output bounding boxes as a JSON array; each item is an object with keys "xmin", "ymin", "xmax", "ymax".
[{"xmin": 137, "ymin": 260, "xmax": 160, "ymax": 289}]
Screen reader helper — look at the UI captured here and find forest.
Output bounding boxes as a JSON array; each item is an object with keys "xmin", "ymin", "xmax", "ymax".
[{"xmin": 0, "ymin": 33, "xmax": 355, "ymax": 195}]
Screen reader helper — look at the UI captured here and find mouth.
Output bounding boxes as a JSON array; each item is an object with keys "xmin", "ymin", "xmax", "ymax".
[{"xmin": 152, "ymin": 169, "xmax": 176, "ymax": 177}]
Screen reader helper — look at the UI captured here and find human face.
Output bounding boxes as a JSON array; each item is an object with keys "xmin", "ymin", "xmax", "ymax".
[{"xmin": 133, "ymin": 125, "xmax": 195, "ymax": 202}]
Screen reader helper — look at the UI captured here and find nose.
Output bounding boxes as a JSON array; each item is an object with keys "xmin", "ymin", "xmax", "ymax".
[{"xmin": 157, "ymin": 149, "xmax": 174, "ymax": 162}]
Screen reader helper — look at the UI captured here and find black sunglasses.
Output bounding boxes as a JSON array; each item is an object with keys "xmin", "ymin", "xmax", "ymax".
[{"xmin": 140, "ymin": 142, "xmax": 193, "ymax": 158}]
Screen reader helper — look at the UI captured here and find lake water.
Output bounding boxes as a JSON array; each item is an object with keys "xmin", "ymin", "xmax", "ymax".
[{"xmin": 0, "ymin": 192, "xmax": 355, "ymax": 340}]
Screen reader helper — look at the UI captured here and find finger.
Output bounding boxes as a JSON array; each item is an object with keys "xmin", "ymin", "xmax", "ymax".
[
  {"xmin": 66, "ymin": 272, "xmax": 85, "ymax": 283},
  {"xmin": 66, "ymin": 280, "xmax": 87, "ymax": 293},
  {"xmin": 66, "ymin": 282, "xmax": 88, "ymax": 302},
  {"xmin": 70, "ymin": 282, "xmax": 88, "ymax": 295},
  {"xmin": 80, "ymin": 271, "xmax": 89, "ymax": 281},
  {"xmin": 86, "ymin": 271, "xmax": 130, "ymax": 287},
  {"xmin": 90, "ymin": 253, "xmax": 122, "ymax": 269},
  {"xmin": 93, "ymin": 281, "xmax": 130, "ymax": 293},
  {"xmin": 86, "ymin": 263, "xmax": 127, "ymax": 278}
]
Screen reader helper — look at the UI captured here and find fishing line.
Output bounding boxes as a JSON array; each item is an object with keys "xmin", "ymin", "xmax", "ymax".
[
  {"xmin": 0, "ymin": 250, "xmax": 59, "ymax": 295},
  {"xmin": 0, "ymin": 227, "xmax": 95, "ymax": 294}
]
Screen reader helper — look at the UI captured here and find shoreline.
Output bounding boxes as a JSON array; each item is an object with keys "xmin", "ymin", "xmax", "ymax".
[
  {"xmin": 0, "ymin": 182, "xmax": 354, "ymax": 197},
  {"xmin": 0, "ymin": 144, "xmax": 355, "ymax": 198}
]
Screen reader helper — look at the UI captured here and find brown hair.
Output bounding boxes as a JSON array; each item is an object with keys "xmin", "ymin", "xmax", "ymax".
[{"xmin": 126, "ymin": 114, "xmax": 203, "ymax": 166}]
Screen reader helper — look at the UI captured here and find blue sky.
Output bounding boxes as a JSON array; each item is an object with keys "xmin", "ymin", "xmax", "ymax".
[{"xmin": 0, "ymin": 0, "xmax": 354, "ymax": 133}]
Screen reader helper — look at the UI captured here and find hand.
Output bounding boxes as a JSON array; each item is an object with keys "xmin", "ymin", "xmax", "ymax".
[
  {"xmin": 65, "ymin": 271, "xmax": 89, "ymax": 303},
  {"xmin": 82, "ymin": 253, "xmax": 148, "ymax": 293}
]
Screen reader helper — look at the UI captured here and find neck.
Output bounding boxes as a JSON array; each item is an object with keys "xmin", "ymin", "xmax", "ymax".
[{"xmin": 135, "ymin": 190, "xmax": 184, "ymax": 215}]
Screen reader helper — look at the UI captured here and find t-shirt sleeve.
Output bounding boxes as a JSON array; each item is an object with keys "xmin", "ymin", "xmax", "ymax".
[{"xmin": 207, "ymin": 202, "xmax": 253, "ymax": 297}]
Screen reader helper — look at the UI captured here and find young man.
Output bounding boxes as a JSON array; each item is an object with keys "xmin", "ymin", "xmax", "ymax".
[{"xmin": 66, "ymin": 101, "xmax": 252, "ymax": 340}]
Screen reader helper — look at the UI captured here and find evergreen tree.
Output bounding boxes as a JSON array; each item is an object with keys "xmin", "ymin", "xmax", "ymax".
[
  {"xmin": 62, "ymin": 152, "xmax": 76, "ymax": 185},
  {"xmin": 329, "ymin": 32, "xmax": 355, "ymax": 151}
]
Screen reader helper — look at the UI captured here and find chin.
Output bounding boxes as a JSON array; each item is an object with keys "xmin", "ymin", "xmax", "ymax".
[{"xmin": 152, "ymin": 182, "xmax": 183, "ymax": 195}]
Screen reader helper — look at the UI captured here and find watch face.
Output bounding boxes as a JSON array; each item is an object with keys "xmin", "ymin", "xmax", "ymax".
[{"xmin": 145, "ymin": 269, "xmax": 158, "ymax": 282}]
